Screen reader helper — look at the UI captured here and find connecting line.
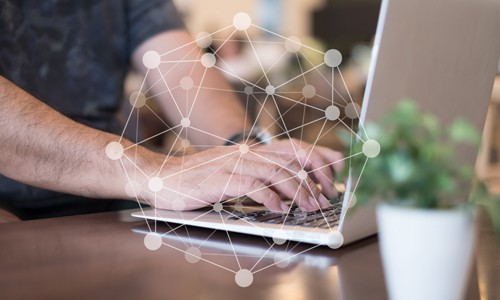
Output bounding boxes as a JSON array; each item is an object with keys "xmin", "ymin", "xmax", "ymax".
[
  {"xmin": 337, "ymin": 69, "xmax": 368, "ymax": 138},
  {"xmin": 122, "ymin": 153, "xmax": 150, "ymax": 178},
  {"xmin": 186, "ymin": 62, "xmax": 209, "ymax": 118},
  {"xmin": 252, "ymin": 243, "xmax": 323, "ymax": 274},
  {"xmin": 160, "ymin": 155, "xmax": 236, "ymax": 204},
  {"xmin": 187, "ymin": 126, "xmax": 237, "ymax": 145},
  {"xmin": 160, "ymin": 240, "xmax": 237, "ymax": 274},
  {"xmin": 331, "ymin": 65, "xmax": 335, "ymax": 105},
  {"xmin": 162, "ymin": 222, "xmax": 191, "ymax": 249},
  {"xmin": 119, "ymin": 159, "xmax": 151, "ymax": 233},
  {"xmin": 200, "ymin": 253, "xmax": 266, "ymax": 258},
  {"xmin": 217, "ymin": 212, "xmax": 242, "ymax": 270},
  {"xmin": 197, "ymin": 229, "xmax": 219, "ymax": 249},
  {"xmin": 295, "ymin": 52, "xmax": 308, "ymax": 86},
  {"xmin": 338, "ymin": 118, "xmax": 366, "ymax": 142},
  {"xmin": 270, "ymin": 94, "xmax": 299, "ymax": 156},
  {"xmin": 314, "ymin": 93, "xmax": 347, "ymax": 106},
  {"xmin": 123, "ymin": 124, "xmax": 181, "ymax": 150},
  {"xmin": 157, "ymin": 129, "xmax": 184, "ymax": 177},
  {"xmin": 144, "ymin": 44, "xmax": 200, "ymax": 95},
  {"xmin": 158, "ymin": 24, "xmax": 235, "ymax": 59},
  {"xmin": 157, "ymin": 209, "xmax": 216, "ymax": 238},
  {"xmin": 270, "ymin": 92, "xmax": 326, "ymax": 112},
  {"xmin": 275, "ymin": 63, "xmax": 324, "ymax": 90},
  {"xmin": 157, "ymin": 68, "xmax": 184, "ymax": 117},
  {"xmin": 244, "ymin": 30, "xmax": 271, "ymax": 86},
  {"xmin": 253, "ymin": 50, "xmax": 290, "ymax": 86},
  {"xmin": 249, "ymin": 151, "xmax": 300, "ymax": 176},
  {"xmin": 119, "ymin": 68, "xmax": 149, "ymax": 143},
  {"xmin": 189, "ymin": 86, "xmax": 247, "ymax": 93},
  {"xmin": 134, "ymin": 110, "xmax": 140, "ymax": 180},
  {"xmin": 159, "ymin": 148, "xmax": 237, "ymax": 181},
  {"xmin": 251, "ymin": 24, "xmax": 325, "ymax": 55},
  {"xmin": 339, "ymin": 156, "xmax": 370, "ymax": 230},
  {"xmin": 309, "ymin": 151, "xmax": 364, "ymax": 174},
  {"xmin": 296, "ymin": 50, "xmax": 349, "ymax": 106},
  {"xmin": 213, "ymin": 65, "xmax": 266, "ymax": 91},
  {"xmin": 277, "ymin": 184, "xmax": 302, "ymax": 233},
  {"xmin": 249, "ymin": 241, "xmax": 277, "ymax": 272},
  {"xmin": 314, "ymin": 116, "xmax": 347, "ymax": 142}
]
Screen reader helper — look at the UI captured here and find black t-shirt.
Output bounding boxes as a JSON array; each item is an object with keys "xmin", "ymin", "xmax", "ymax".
[{"xmin": 0, "ymin": 0, "xmax": 184, "ymax": 218}]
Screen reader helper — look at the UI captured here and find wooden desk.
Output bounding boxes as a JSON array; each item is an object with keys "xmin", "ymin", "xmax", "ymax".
[{"xmin": 0, "ymin": 209, "xmax": 497, "ymax": 300}]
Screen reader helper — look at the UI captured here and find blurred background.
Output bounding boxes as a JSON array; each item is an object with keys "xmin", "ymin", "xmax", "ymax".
[{"xmin": 124, "ymin": 0, "xmax": 500, "ymax": 190}]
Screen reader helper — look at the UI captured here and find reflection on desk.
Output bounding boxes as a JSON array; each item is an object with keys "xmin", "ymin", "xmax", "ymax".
[{"xmin": 0, "ymin": 208, "xmax": 497, "ymax": 300}]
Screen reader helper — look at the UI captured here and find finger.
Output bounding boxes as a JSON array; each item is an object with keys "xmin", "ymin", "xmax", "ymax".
[
  {"xmin": 243, "ymin": 147, "xmax": 326, "ymax": 210},
  {"xmin": 307, "ymin": 153, "xmax": 337, "ymax": 199},
  {"xmin": 222, "ymin": 175, "xmax": 288, "ymax": 212},
  {"xmin": 227, "ymin": 159, "xmax": 314, "ymax": 210},
  {"xmin": 314, "ymin": 146, "xmax": 345, "ymax": 174},
  {"xmin": 293, "ymin": 168, "xmax": 331, "ymax": 211}
]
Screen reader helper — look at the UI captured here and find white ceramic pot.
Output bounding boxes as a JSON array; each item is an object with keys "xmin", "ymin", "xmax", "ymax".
[{"xmin": 376, "ymin": 203, "xmax": 477, "ymax": 300}]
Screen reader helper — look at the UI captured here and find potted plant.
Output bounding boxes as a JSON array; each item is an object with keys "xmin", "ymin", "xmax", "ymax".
[{"xmin": 340, "ymin": 99, "xmax": 482, "ymax": 300}]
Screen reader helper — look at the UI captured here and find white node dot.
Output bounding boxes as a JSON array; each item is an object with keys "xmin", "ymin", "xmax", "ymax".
[
  {"xmin": 325, "ymin": 105, "xmax": 341, "ymax": 121},
  {"xmin": 172, "ymin": 199, "xmax": 185, "ymax": 211},
  {"xmin": 195, "ymin": 32, "xmax": 212, "ymax": 49},
  {"xmin": 345, "ymin": 102, "xmax": 361, "ymax": 119},
  {"xmin": 125, "ymin": 181, "xmax": 142, "ymax": 198},
  {"xmin": 265, "ymin": 85, "xmax": 276, "ymax": 95},
  {"xmin": 297, "ymin": 169, "xmax": 308, "ymax": 181},
  {"xmin": 105, "ymin": 142, "xmax": 124, "ymax": 160},
  {"xmin": 235, "ymin": 269, "xmax": 253, "ymax": 288},
  {"xmin": 201, "ymin": 53, "xmax": 216, "ymax": 68},
  {"xmin": 142, "ymin": 50, "xmax": 161, "ymax": 69},
  {"xmin": 129, "ymin": 91, "xmax": 146, "ymax": 108},
  {"xmin": 327, "ymin": 231, "xmax": 344, "ymax": 249},
  {"xmin": 144, "ymin": 232, "xmax": 162, "ymax": 251},
  {"xmin": 348, "ymin": 194, "xmax": 357, "ymax": 208},
  {"xmin": 324, "ymin": 49, "xmax": 342, "ymax": 68},
  {"xmin": 239, "ymin": 144, "xmax": 249, "ymax": 154},
  {"xmin": 243, "ymin": 86, "xmax": 253, "ymax": 95},
  {"xmin": 181, "ymin": 139, "xmax": 191, "ymax": 148},
  {"xmin": 302, "ymin": 84, "xmax": 316, "ymax": 99},
  {"xmin": 363, "ymin": 139, "xmax": 381, "ymax": 158},
  {"xmin": 213, "ymin": 202, "xmax": 223, "ymax": 213},
  {"xmin": 275, "ymin": 253, "xmax": 291, "ymax": 268},
  {"xmin": 185, "ymin": 247, "xmax": 202, "ymax": 264},
  {"xmin": 233, "ymin": 12, "xmax": 251, "ymax": 30},
  {"xmin": 285, "ymin": 36, "xmax": 302, "ymax": 53},
  {"xmin": 272, "ymin": 230, "xmax": 288, "ymax": 245},
  {"xmin": 180, "ymin": 117, "xmax": 191, "ymax": 128},
  {"xmin": 180, "ymin": 76, "xmax": 194, "ymax": 91},
  {"xmin": 148, "ymin": 177, "xmax": 163, "ymax": 192}
]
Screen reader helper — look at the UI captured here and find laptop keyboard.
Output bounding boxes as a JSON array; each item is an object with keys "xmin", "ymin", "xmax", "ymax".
[{"xmin": 227, "ymin": 202, "xmax": 342, "ymax": 229}]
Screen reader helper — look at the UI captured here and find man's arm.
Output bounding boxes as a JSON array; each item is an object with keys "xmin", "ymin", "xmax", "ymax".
[
  {"xmin": 0, "ymin": 75, "xmax": 325, "ymax": 212},
  {"xmin": 132, "ymin": 30, "xmax": 251, "ymax": 147},
  {"xmin": 0, "ymin": 75, "xmax": 162, "ymax": 200}
]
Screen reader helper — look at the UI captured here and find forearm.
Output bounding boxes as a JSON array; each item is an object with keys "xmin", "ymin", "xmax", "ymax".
[
  {"xmin": 0, "ymin": 76, "xmax": 162, "ymax": 200},
  {"xmin": 133, "ymin": 30, "xmax": 251, "ymax": 147}
]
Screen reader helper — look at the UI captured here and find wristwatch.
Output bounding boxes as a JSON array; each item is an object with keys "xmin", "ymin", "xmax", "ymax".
[{"xmin": 224, "ymin": 127, "xmax": 273, "ymax": 146}]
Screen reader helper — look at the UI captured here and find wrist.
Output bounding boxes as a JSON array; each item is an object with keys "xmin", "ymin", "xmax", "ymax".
[{"xmin": 224, "ymin": 127, "xmax": 272, "ymax": 146}]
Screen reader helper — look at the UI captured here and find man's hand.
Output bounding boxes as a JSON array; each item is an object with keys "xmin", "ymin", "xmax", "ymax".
[
  {"xmin": 137, "ymin": 145, "xmax": 331, "ymax": 212},
  {"xmin": 253, "ymin": 138, "xmax": 344, "ymax": 200}
]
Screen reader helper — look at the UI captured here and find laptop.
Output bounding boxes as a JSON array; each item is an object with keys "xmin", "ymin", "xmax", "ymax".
[{"xmin": 132, "ymin": 0, "xmax": 500, "ymax": 247}]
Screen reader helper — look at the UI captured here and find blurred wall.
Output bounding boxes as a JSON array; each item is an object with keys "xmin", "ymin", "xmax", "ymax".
[{"xmin": 173, "ymin": 0, "xmax": 325, "ymax": 38}]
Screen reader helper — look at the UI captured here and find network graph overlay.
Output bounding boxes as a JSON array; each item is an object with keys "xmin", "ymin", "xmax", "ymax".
[{"xmin": 105, "ymin": 12, "xmax": 379, "ymax": 287}]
